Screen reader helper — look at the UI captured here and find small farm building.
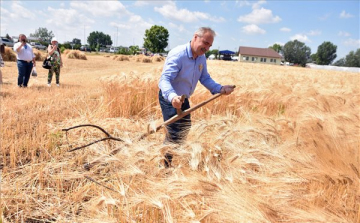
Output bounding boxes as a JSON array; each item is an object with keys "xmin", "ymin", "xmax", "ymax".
[{"xmin": 238, "ymin": 46, "xmax": 282, "ymax": 65}]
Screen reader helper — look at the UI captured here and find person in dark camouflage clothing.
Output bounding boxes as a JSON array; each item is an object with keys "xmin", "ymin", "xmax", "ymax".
[{"xmin": 47, "ymin": 37, "xmax": 63, "ymax": 87}]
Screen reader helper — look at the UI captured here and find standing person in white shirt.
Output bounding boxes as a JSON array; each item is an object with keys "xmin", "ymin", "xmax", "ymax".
[{"xmin": 13, "ymin": 34, "xmax": 36, "ymax": 87}]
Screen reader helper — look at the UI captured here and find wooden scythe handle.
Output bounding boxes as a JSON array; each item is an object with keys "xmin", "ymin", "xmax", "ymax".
[
  {"xmin": 176, "ymin": 95, "xmax": 186, "ymax": 115},
  {"xmin": 84, "ymin": 85, "xmax": 235, "ymax": 170},
  {"xmin": 139, "ymin": 90, "xmax": 230, "ymax": 140}
]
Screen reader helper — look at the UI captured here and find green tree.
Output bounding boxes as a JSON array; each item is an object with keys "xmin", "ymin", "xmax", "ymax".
[
  {"xmin": 60, "ymin": 46, "xmax": 65, "ymax": 54},
  {"xmin": 30, "ymin": 27, "xmax": 54, "ymax": 44},
  {"xmin": 345, "ymin": 49, "xmax": 360, "ymax": 67},
  {"xmin": 310, "ymin": 54, "xmax": 317, "ymax": 63},
  {"xmin": 315, "ymin": 41, "xmax": 337, "ymax": 65},
  {"xmin": 206, "ymin": 49, "xmax": 219, "ymax": 58},
  {"xmin": 283, "ymin": 40, "xmax": 311, "ymax": 67},
  {"xmin": 72, "ymin": 38, "xmax": 81, "ymax": 45},
  {"xmin": 333, "ymin": 58, "xmax": 346, "ymax": 67},
  {"xmin": 70, "ymin": 38, "xmax": 81, "ymax": 49},
  {"xmin": 87, "ymin": 31, "xmax": 112, "ymax": 50},
  {"xmin": 269, "ymin": 43, "xmax": 282, "ymax": 53},
  {"xmin": 61, "ymin": 42, "xmax": 71, "ymax": 49},
  {"xmin": 143, "ymin": 25, "xmax": 169, "ymax": 53},
  {"xmin": 117, "ymin": 47, "xmax": 131, "ymax": 55},
  {"xmin": 129, "ymin": 45, "xmax": 140, "ymax": 55},
  {"xmin": 332, "ymin": 49, "xmax": 359, "ymax": 67}
]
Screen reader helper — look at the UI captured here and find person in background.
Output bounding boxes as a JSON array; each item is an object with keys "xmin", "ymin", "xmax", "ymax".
[
  {"xmin": 13, "ymin": 34, "xmax": 36, "ymax": 87},
  {"xmin": 47, "ymin": 37, "xmax": 63, "ymax": 87},
  {"xmin": 0, "ymin": 44, "xmax": 5, "ymax": 84},
  {"xmin": 158, "ymin": 27, "xmax": 235, "ymax": 168}
]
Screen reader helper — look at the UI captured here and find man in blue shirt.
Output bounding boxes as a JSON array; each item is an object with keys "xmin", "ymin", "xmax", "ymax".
[{"xmin": 158, "ymin": 27, "xmax": 235, "ymax": 167}]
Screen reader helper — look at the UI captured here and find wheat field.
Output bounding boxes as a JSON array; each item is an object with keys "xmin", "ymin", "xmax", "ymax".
[{"xmin": 0, "ymin": 52, "xmax": 359, "ymax": 223}]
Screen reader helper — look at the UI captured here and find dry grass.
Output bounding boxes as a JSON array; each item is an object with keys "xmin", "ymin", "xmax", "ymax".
[
  {"xmin": 1, "ymin": 46, "xmax": 16, "ymax": 61},
  {"xmin": 152, "ymin": 55, "xmax": 165, "ymax": 62},
  {"xmin": 64, "ymin": 50, "xmax": 87, "ymax": 60},
  {"xmin": 114, "ymin": 55, "xmax": 130, "ymax": 61},
  {"xmin": 32, "ymin": 48, "xmax": 46, "ymax": 61},
  {"xmin": 1, "ymin": 46, "xmax": 46, "ymax": 62},
  {"xmin": 132, "ymin": 55, "xmax": 165, "ymax": 63},
  {"xmin": 0, "ymin": 56, "xmax": 359, "ymax": 223}
]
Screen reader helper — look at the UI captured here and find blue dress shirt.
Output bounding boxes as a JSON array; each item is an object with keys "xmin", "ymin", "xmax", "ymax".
[{"xmin": 159, "ymin": 42, "xmax": 222, "ymax": 103}]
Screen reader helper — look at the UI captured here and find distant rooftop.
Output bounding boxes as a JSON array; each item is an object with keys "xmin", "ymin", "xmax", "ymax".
[{"xmin": 239, "ymin": 46, "xmax": 282, "ymax": 58}]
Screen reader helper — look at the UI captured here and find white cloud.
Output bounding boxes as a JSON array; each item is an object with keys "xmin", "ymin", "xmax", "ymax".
[
  {"xmin": 343, "ymin": 38, "xmax": 360, "ymax": 48},
  {"xmin": 0, "ymin": 9, "xmax": 9, "ymax": 34},
  {"xmin": 109, "ymin": 16, "xmax": 153, "ymax": 46},
  {"xmin": 242, "ymin": 24, "xmax": 266, "ymax": 34},
  {"xmin": 0, "ymin": 7, "xmax": 13, "ymax": 20},
  {"xmin": 290, "ymin": 34, "xmax": 311, "ymax": 43},
  {"xmin": 338, "ymin": 31, "xmax": 351, "ymax": 37},
  {"xmin": 46, "ymin": 7, "xmax": 95, "ymax": 28},
  {"xmin": 133, "ymin": 1, "xmax": 149, "ymax": 7},
  {"xmin": 252, "ymin": 0, "xmax": 266, "ymax": 9},
  {"xmin": 235, "ymin": 0, "xmax": 251, "ymax": 7},
  {"xmin": 339, "ymin": 10, "xmax": 354, "ymax": 18},
  {"xmin": 280, "ymin": 27, "xmax": 291, "ymax": 32},
  {"xmin": 11, "ymin": 2, "xmax": 36, "ymax": 20},
  {"xmin": 169, "ymin": 23, "xmax": 186, "ymax": 32},
  {"xmin": 237, "ymin": 7, "xmax": 281, "ymax": 24},
  {"xmin": 70, "ymin": 1, "xmax": 129, "ymax": 17},
  {"xmin": 109, "ymin": 14, "xmax": 152, "ymax": 46},
  {"xmin": 110, "ymin": 15, "xmax": 152, "ymax": 30},
  {"xmin": 267, "ymin": 42, "xmax": 284, "ymax": 48},
  {"xmin": 129, "ymin": 15, "xmax": 142, "ymax": 23},
  {"xmin": 110, "ymin": 22, "xmax": 132, "ymax": 30},
  {"xmin": 154, "ymin": 2, "xmax": 225, "ymax": 23},
  {"xmin": 319, "ymin": 13, "xmax": 331, "ymax": 21},
  {"xmin": 133, "ymin": 1, "xmax": 169, "ymax": 7},
  {"xmin": 308, "ymin": 30, "xmax": 321, "ymax": 36}
]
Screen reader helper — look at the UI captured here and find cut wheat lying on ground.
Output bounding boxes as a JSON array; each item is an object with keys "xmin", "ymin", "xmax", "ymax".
[{"xmin": 0, "ymin": 54, "xmax": 359, "ymax": 223}]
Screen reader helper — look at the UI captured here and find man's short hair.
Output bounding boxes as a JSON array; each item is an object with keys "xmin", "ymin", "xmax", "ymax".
[
  {"xmin": 194, "ymin": 27, "xmax": 216, "ymax": 37},
  {"xmin": 18, "ymin": 34, "xmax": 26, "ymax": 42}
]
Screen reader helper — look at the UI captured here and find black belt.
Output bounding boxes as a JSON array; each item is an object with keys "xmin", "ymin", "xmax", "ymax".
[{"xmin": 18, "ymin": 60, "xmax": 33, "ymax": 63}]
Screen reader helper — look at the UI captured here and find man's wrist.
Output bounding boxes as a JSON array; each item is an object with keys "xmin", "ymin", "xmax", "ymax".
[
  {"xmin": 220, "ymin": 86, "xmax": 224, "ymax": 93},
  {"xmin": 168, "ymin": 93, "xmax": 177, "ymax": 103}
]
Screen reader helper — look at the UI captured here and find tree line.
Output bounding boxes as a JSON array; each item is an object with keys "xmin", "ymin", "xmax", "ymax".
[
  {"xmin": 269, "ymin": 41, "xmax": 359, "ymax": 67},
  {"xmin": 28, "ymin": 27, "xmax": 359, "ymax": 67},
  {"xmin": 27, "ymin": 26, "xmax": 168, "ymax": 55}
]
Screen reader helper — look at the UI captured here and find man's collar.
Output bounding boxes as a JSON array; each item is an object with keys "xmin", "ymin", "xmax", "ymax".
[{"xmin": 187, "ymin": 41, "xmax": 194, "ymax": 59}]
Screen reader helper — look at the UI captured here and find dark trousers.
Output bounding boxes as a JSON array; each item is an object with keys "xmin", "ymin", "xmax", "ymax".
[
  {"xmin": 17, "ymin": 60, "xmax": 33, "ymax": 87},
  {"xmin": 48, "ymin": 66, "xmax": 60, "ymax": 84},
  {"xmin": 159, "ymin": 90, "xmax": 191, "ymax": 144}
]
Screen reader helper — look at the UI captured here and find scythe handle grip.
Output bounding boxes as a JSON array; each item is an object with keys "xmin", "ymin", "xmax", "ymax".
[{"xmin": 176, "ymin": 95, "xmax": 186, "ymax": 115}]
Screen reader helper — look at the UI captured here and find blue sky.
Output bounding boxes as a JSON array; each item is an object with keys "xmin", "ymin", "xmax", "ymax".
[{"xmin": 1, "ymin": 0, "xmax": 359, "ymax": 60}]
